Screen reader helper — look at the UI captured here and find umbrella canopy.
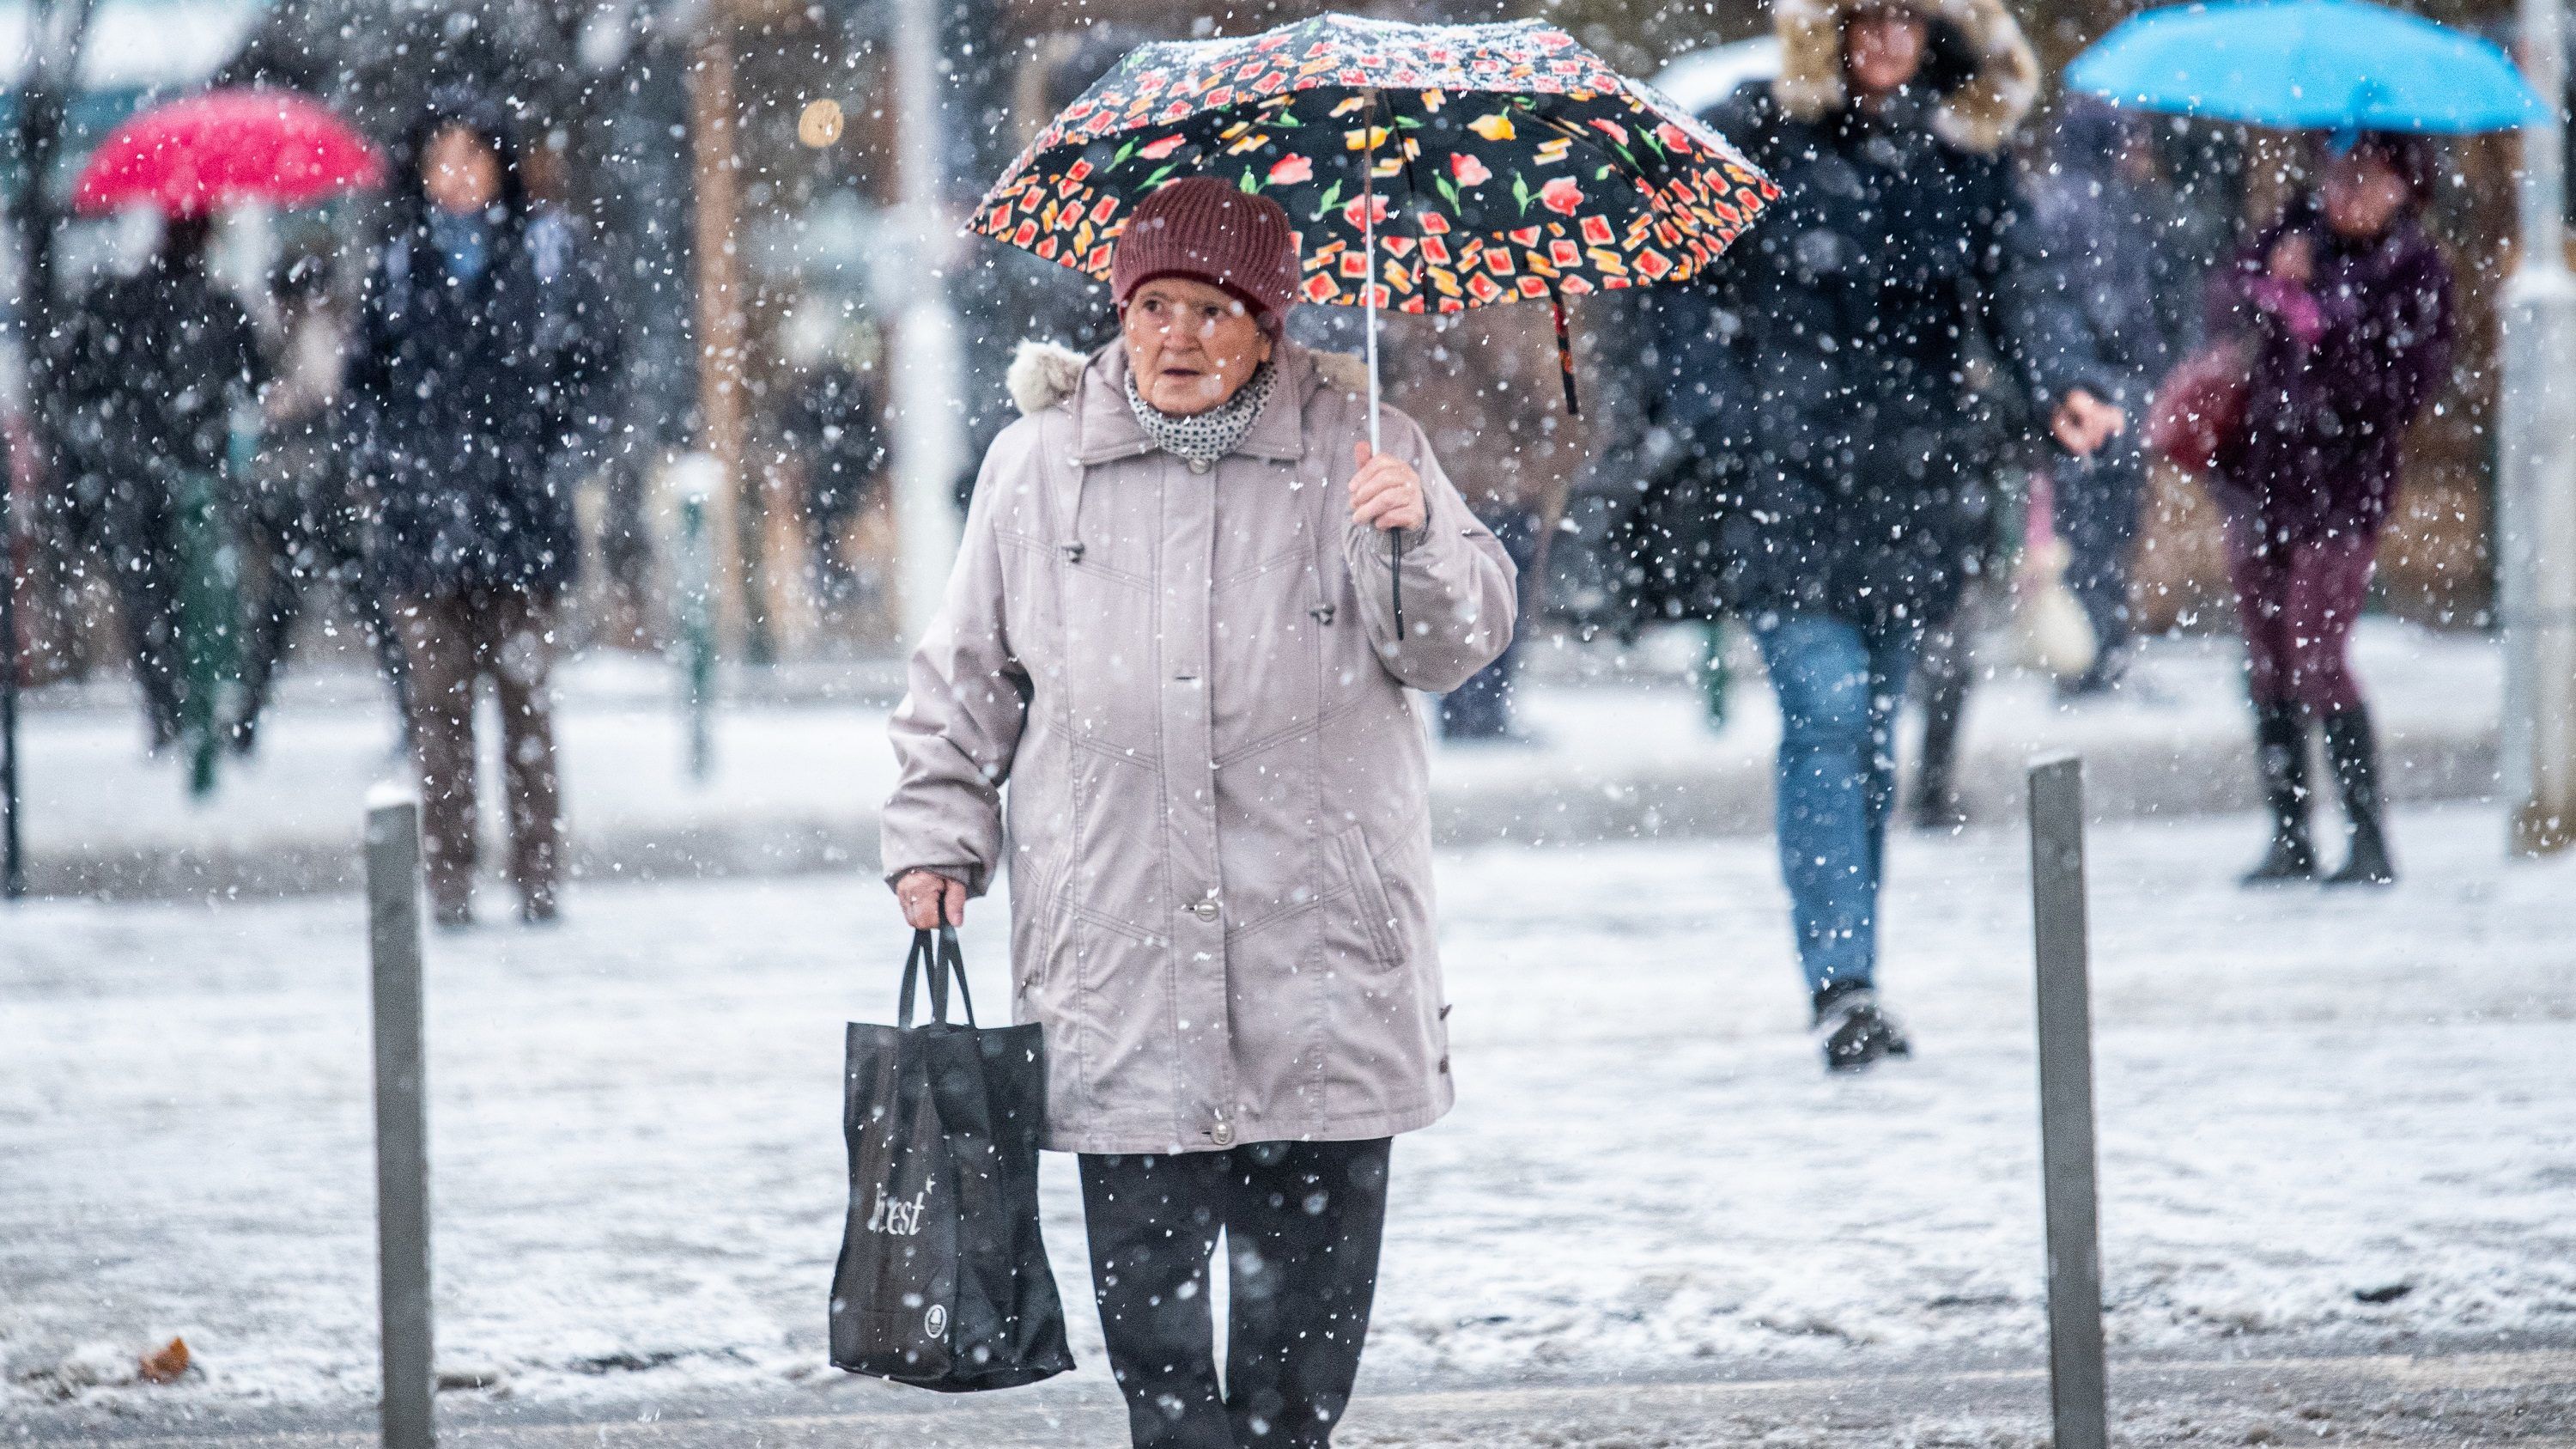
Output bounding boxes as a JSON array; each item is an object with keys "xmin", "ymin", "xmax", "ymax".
[
  {"xmin": 73, "ymin": 86, "xmax": 384, "ymax": 216},
  {"xmin": 970, "ymin": 15, "xmax": 1776, "ymax": 320},
  {"xmin": 2066, "ymin": 0, "xmax": 2543, "ymax": 135}
]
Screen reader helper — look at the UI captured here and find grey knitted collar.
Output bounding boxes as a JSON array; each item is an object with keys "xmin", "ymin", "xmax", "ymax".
[{"xmin": 1124, "ymin": 362, "xmax": 1278, "ymax": 469}]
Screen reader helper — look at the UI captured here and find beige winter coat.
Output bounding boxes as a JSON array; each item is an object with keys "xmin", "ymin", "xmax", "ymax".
[{"xmin": 882, "ymin": 337, "xmax": 1517, "ymax": 1154}]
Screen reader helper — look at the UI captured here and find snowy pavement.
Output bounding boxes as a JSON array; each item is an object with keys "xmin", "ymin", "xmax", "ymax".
[
  {"xmin": 14, "ymin": 619, "xmax": 2504, "ymax": 898},
  {"xmin": 13, "ymin": 1351, "xmax": 2576, "ymax": 1446},
  {"xmin": 5, "ymin": 800, "xmax": 2573, "ymax": 1442}
]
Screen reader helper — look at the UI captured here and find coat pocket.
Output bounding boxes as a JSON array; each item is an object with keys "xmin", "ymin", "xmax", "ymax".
[{"xmin": 1333, "ymin": 826, "xmax": 1406, "ymax": 970}]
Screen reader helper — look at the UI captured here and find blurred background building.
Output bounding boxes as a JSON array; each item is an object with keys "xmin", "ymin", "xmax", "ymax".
[{"xmin": 0, "ymin": 0, "xmax": 2551, "ymax": 689}]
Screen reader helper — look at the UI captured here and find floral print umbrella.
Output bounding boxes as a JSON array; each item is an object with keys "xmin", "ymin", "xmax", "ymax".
[{"xmin": 969, "ymin": 14, "xmax": 1778, "ymax": 417}]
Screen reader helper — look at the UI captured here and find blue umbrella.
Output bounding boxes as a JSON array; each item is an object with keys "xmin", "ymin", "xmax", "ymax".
[{"xmin": 2067, "ymin": 0, "xmax": 2545, "ymax": 135}]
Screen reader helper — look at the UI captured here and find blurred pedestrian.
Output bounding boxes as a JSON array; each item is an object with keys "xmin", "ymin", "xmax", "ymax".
[
  {"xmin": 882, "ymin": 179, "xmax": 1515, "ymax": 1449},
  {"xmin": 349, "ymin": 93, "xmax": 613, "ymax": 928},
  {"xmin": 233, "ymin": 250, "xmax": 408, "ymax": 752},
  {"xmin": 2207, "ymin": 134, "xmax": 2453, "ymax": 887},
  {"xmin": 54, "ymin": 213, "xmax": 262, "ymax": 751},
  {"xmin": 2002, "ymin": 99, "xmax": 2190, "ymax": 697},
  {"xmin": 774, "ymin": 308, "xmax": 886, "ymax": 612},
  {"xmin": 1903, "ymin": 488, "xmax": 2014, "ymax": 832},
  {"xmin": 1388, "ymin": 307, "xmax": 1577, "ymax": 745},
  {"xmin": 1696, "ymin": 0, "xmax": 2042, "ymax": 1070}
]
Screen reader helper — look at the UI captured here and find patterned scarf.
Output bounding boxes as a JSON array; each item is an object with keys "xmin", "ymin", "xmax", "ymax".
[{"xmin": 1125, "ymin": 362, "xmax": 1278, "ymax": 469}]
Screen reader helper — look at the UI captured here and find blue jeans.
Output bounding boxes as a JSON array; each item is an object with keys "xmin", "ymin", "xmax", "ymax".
[{"xmin": 1752, "ymin": 612, "xmax": 1919, "ymax": 995}]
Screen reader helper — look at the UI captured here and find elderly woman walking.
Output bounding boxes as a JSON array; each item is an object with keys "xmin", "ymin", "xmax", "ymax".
[
  {"xmin": 880, "ymin": 177, "xmax": 1516, "ymax": 1448},
  {"xmin": 2211, "ymin": 134, "xmax": 2454, "ymax": 887}
]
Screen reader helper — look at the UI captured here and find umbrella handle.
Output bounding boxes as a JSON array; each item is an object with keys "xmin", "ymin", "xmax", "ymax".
[{"xmin": 1552, "ymin": 290, "xmax": 1581, "ymax": 419}]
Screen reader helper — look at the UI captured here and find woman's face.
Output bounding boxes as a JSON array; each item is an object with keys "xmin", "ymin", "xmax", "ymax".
[
  {"xmin": 1844, "ymin": 9, "xmax": 1929, "ymax": 100},
  {"xmin": 423, "ymin": 125, "xmax": 502, "ymax": 216},
  {"xmin": 1121, "ymin": 277, "xmax": 1274, "ymax": 417},
  {"xmin": 2321, "ymin": 150, "xmax": 2413, "ymax": 241}
]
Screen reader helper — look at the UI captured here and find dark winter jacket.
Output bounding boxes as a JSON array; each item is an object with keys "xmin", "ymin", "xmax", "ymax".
[
  {"xmin": 2208, "ymin": 207, "xmax": 2454, "ymax": 546},
  {"xmin": 349, "ymin": 101, "xmax": 612, "ymax": 600},
  {"xmin": 778, "ymin": 362, "xmax": 886, "ymax": 525},
  {"xmin": 1566, "ymin": 0, "xmax": 2038, "ymax": 634},
  {"xmin": 55, "ymin": 256, "xmax": 262, "ymax": 521},
  {"xmin": 2000, "ymin": 105, "xmax": 2190, "ymax": 414}
]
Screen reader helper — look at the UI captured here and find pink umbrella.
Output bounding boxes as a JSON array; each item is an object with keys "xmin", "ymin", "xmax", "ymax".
[{"xmin": 73, "ymin": 88, "xmax": 385, "ymax": 217}]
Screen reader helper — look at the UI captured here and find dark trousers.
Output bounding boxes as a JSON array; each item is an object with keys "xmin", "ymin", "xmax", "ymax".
[
  {"xmin": 1909, "ymin": 575, "xmax": 2002, "ymax": 819},
  {"xmin": 1438, "ymin": 508, "xmax": 1538, "ymax": 740},
  {"xmin": 392, "ymin": 590, "xmax": 563, "ymax": 918},
  {"xmin": 235, "ymin": 440, "xmax": 408, "ymax": 740},
  {"xmin": 102, "ymin": 499, "xmax": 185, "ymax": 746},
  {"xmin": 2052, "ymin": 441, "xmax": 2148, "ymax": 673},
  {"xmin": 1079, "ymin": 1139, "xmax": 1391, "ymax": 1449}
]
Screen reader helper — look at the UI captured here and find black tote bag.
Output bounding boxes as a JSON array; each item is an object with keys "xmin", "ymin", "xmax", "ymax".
[{"xmin": 829, "ymin": 923, "xmax": 1073, "ymax": 1391}]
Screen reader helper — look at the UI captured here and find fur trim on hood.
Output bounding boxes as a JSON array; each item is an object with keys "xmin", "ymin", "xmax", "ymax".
[
  {"xmin": 1009, "ymin": 340, "xmax": 1090, "ymax": 416},
  {"xmin": 1009, "ymin": 338, "xmax": 1371, "ymax": 416},
  {"xmin": 1770, "ymin": 0, "xmax": 2038, "ymax": 155}
]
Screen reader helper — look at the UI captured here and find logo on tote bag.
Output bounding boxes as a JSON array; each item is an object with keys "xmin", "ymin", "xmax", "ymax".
[
  {"xmin": 865, "ymin": 1184, "xmax": 931, "ymax": 1236},
  {"xmin": 924, "ymin": 1304, "xmax": 948, "ymax": 1338}
]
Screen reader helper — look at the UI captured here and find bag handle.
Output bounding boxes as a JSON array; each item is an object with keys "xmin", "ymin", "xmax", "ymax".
[{"xmin": 896, "ymin": 918, "xmax": 980, "ymax": 1030}]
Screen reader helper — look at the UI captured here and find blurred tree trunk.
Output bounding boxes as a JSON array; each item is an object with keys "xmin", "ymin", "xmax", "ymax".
[
  {"xmin": 8, "ymin": 0, "xmax": 100, "ymax": 477},
  {"xmin": 5, "ymin": 0, "xmax": 100, "ymax": 682}
]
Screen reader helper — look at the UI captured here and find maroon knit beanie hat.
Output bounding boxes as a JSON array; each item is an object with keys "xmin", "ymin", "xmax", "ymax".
[{"xmin": 1111, "ymin": 177, "xmax": 1301, "ymax": 323}]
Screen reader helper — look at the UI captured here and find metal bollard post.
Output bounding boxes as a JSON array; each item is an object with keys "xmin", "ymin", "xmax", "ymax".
[
  {"xmin": 365, "ymin": 793, "xmax": 435, "ymax": 1449},
  {"xmin": 2026, "ymin": 755, "xmax": 2108, "ymax": 1449},
  {"xmin": 672, "ymin": 456, "xmax": 719, "ymax": 782}
]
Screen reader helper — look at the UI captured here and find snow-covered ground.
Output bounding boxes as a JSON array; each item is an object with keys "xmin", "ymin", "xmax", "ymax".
[
  {"xmin": 4, "ymin": 800, "xmax": 2571, "ymax": 1424},
  {"xmin": 10, "ymin": 618, "xmax": 2505, "ymax": 896}
]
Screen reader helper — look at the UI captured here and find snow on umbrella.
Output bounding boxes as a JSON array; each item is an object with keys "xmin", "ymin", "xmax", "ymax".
[
  {"xmin": 970, "ymin": 14, "xmax": 1778, "ymax": 421},
  {"xmin": 2066, "ymin": 0, "xmax": 2543, "ymax": 135},
  {"xmin": 73, "ymin": 88, "xmax": 386, "ymax": 217}
]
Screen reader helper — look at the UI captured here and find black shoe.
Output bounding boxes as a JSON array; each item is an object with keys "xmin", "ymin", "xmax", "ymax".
[
  {"xmin": 2056, "ymin": 646, "xmax": 2132, "ymax": 702},
  {"xmin": 432, "ymin": 898, "xmax": 475, "ymax": 933},
  {"xmin": 1814, "ymin": 982, "xmax": 1912, "ymax": 1074},
  {"xmin": 1910, "ymin": 787, "xmax": 1969, "ymax": 832},
  {"xmin": 2322, "ymin": 707, "xmax": 2397, "ymax": 886},
  {"xmin": 2325, "ymin": 819, "xmax": 2395, "ymax": 886},
  {"xmin": 2242, "ymin": 703, "xmax": 2316, "ymax": 886},
  {"xmin": 2241, "ymin": 831, "xmax": 2316, "ymax": 885}
]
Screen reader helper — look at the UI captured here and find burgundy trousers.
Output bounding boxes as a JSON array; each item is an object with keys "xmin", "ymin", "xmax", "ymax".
[{"xmin": 2223, "ymin": 521, "xmax": 2377, "ymax": 716}]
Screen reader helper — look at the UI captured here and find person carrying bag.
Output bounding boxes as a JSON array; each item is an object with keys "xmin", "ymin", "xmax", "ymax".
[
  {"xmin": 830, "ymin": 922, "xmax": 1072, "ymax": 1391},
  {"xmin": 882, "ymin": 178, "xmax": 1514, "ymax": 1446}
]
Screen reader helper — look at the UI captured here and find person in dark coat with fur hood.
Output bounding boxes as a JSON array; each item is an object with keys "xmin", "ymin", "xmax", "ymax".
[
  {"xmin": 1589, "ymin": 0, "xmax": 2069, "ymax": 1072},
  {"xmin": 349, "ymin": 92, "xmax": 615, "ymax": 928}
]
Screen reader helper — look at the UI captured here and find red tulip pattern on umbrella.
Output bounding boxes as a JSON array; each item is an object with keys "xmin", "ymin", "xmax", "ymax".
[{"xmin": 970, "ymin": 15, "xmax": 1777, "ymax": 316}]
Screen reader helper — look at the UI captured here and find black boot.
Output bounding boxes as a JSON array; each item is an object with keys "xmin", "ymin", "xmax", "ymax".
[
  {"xmin": 1910, "ymin": 734, "xmax": 1968, "ymax": 831},
  {"xmin": 1814, "ymin": 980, "xmax": 1913, "ymax": 1073},
  {"xmin": 2242, "ymin": 704, "xmax": 2316, "ymax": 886},
  {"xmin": 2323, "ymin": 707, "xmax": 2396, "ymax": 886}
]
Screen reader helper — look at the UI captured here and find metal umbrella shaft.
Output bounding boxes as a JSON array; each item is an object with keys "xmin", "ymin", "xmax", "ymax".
[{"xmin": 1360, "ymin": 92, "xmax": 1402, "ymax": 644}]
